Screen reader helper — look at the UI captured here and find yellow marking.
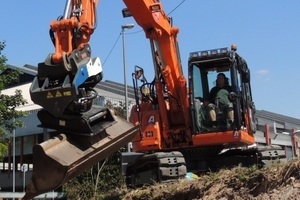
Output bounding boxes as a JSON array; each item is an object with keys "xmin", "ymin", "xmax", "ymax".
[
  {"xmin": 55, "ymin": 91, "xmax": 62, "ymax": 97},
  {"xmin": 47, "ymin": 92, "xmax": 54, "ymax": 98},
  {"xmin": 63, "ymin": 91, "xmax": 72, "ymax": 96}
]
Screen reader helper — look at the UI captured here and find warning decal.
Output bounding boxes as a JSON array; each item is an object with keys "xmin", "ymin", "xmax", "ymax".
[
  {"xmin": 55, "ymin": 91, "xmax": 62, "ymax": 97},
  {"xmin": 47, "ymin": 92, "xmax": 54, "ymax": 98}
]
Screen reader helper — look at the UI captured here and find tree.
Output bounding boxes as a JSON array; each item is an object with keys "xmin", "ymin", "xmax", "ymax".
[
  {"xmin": 105, "ymin": 100, "xmax": 126, "ymax": 119},
  {"xmin": 0, "ymin": 41, "xmax": 27, "ymax": 160}
]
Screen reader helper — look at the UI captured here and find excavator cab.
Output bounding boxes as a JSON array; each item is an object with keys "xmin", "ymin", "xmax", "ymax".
[{"xmin": 189, "ymin": 45, "xmax": 257, "ymax": 146}]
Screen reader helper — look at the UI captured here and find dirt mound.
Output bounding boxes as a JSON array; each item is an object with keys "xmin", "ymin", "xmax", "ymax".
[{"xmin": 122, "ymin": 159, "xmax": 300, "ymax": 200}]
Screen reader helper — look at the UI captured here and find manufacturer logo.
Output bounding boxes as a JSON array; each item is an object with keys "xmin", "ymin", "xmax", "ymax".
[
  {"xmin": 233, "ymin": 131, "xmax": 239, "ymax": 139},
  {"xmin": 148, "ymin": 116, "xmax": 155, "ymax": 124},
  {"xmin": 153, "ymin": 12, "xmax": 160, "ymax": 22}
]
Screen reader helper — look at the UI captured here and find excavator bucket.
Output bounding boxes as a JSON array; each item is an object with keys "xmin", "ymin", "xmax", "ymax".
[{"xmin": 23, "ymin": 114, "xmax": 138, "ymax": 200}]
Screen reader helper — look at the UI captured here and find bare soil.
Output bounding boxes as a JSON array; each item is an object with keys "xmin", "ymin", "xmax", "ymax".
[{"xmin": 120, "ymin": 159, "xmax": 300, "ymax": 200}]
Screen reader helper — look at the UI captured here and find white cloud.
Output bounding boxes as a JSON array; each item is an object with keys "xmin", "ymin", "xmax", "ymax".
[
  {"xmin": 255, "ymin": 69, "xmax": 270, "ymax": 82},
  {"xmin": 256, "ymin": 69, "xmax": 270, "ymax": 76}
]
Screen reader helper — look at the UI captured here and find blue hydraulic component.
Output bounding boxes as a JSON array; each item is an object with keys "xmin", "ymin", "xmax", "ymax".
[{"xmin": 74, "ymin": 57, "xmax": 102, "ymax": 88}]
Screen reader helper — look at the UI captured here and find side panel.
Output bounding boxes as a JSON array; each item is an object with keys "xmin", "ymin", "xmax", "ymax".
[
  {"xmin": 192, "ymin": 130, "xmax": 255, "ymax": 147},
  {"xmin": 130, "ymin": 104, "xmax": 163, "ymax": 151}
]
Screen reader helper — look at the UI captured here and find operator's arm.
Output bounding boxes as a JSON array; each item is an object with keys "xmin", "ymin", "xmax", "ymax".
[
  {"xmin": 225, "ymin": 85, "xmax": 233, "ymax": 93},
  {"xmin": 207, "ymin": 87, "xmax": 219, "ymax": 103}
]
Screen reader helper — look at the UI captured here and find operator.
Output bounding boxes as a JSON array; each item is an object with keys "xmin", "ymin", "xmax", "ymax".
[{"xmin": 204, "ymin": 73, "xmax": 234, "ymax": 126}]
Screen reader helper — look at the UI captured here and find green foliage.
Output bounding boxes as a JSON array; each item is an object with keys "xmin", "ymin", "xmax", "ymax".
[
  {"xmin": 0, "ymin": 90, "xmax": 28, "ymax": 132},
  {"xmin": 105, "ymin": 100, "xmax": 126, "ymax": 119},
  {"xmin": 63, "ymin": 150, "xmax": 127, "ymax": 200},
  {"xmin": 0, "ymin": 41, "xmax": 28, "ymax": 160},
  {"xmin": 0, "ymin": 142, "xmax": 8, "ymax": 161},
  {"xmin": 236, "ymin": 165, "xmax": 259, "ymax": 182},
  {"xmin": 63, "ymin": 171, "xmax": 96, "ymax": 199},
  {"xmin": 207, "ymin": 170, "xmax": 219, "ymax": 181}
]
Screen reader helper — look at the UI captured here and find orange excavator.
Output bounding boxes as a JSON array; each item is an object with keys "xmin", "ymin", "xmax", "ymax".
[
  {"xmin": 24, "ymin": 0, "xmax": 286, "ymax": 199},
  {"xmin": 121, "ymin": 0, "xmax": 264, "ymax": 187}
]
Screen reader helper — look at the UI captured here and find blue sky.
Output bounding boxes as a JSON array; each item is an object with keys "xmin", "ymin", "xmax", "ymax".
[{"xmin": 1, "ymin": 1, "xmax": 300, "ymax": 119}]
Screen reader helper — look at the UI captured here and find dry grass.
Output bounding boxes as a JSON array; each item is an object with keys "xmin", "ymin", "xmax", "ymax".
[{"xmin": 118, "ymin": 159, "xmax": 300, "ymax": 200}]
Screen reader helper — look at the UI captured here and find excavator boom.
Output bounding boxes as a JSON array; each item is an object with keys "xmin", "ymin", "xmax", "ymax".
[{"xmin": 123, "ymin": 0, "xmax": 191, "ymax": 150}]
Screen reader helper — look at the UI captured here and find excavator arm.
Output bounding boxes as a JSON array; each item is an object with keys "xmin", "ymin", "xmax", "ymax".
[
  {"xmin": 119, "ymin": 0, "xmax": 191, "ymax": 187},
  {"xmin": 123, "ymin": 0, "xmax": 191, "ymax": 151},
  {"xmin": 50, "ymin": 0, "xmax": 98, "ymax": 65},
  {"xmin": 124, "ymin": 0, "xmax": 190, "ymax": 128},
  {"xmin": 30, "ymin": 0, "xmax": 102, "ymax": 119},
  {"xmin": 24, "ymin": 1, "xmax": 138, "ymax": 199}
]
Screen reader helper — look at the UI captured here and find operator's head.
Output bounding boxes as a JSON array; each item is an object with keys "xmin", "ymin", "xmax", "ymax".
[{"xmin": 216, "ymin": 73, "xmax": 227, "ymax": 87}]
